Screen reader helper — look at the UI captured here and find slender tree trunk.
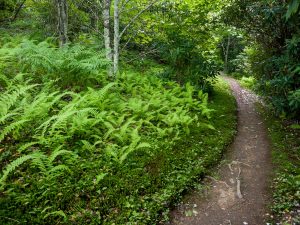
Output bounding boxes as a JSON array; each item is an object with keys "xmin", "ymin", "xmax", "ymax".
[
  {"xmin": 113, "ymin": 0, "xmax": 120, "ymax": 75},
  {"xmin": 11, "ymin": 0, "xmax": 26, "ymax": 22},
  {"xmin": 56, "ymin": 0, "xmax": 68, "ymax": 47},
  {"xmin": 224, "ymin": 36, "xmax": 231, "ymax": 73},
  {"xmin": 90, "ymin": 3, "xmax": 99, "ymax": 32},
  {"xmin": 103, "ymin": 0, "xmax": 113, "ymax": 76},
  {"xmin": 101, "ymin": 0, "xmax": 158, "ymax": 78}
]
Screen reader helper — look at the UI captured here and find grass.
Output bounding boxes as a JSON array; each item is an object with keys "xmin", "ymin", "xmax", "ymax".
[{"xmin": 258, "ymin": 105, "xmax": 300, "ymax": 225}]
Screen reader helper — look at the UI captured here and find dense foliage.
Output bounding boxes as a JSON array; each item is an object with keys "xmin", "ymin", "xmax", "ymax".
[
  {"xmin": 0, "ymin": 39, "xmax": 236, "ymax": 224},
  {"xmin": 128, "ymin": 1, "xmax": 223, "ymax": 88},
  {"xmin": 1, "ymin": 0, "xmax": 224, "ymax": 86},
  {"xmin": 1, "ymin": 0, "xmax": 299, "ymax": 224},
  {"xmin": 223, "ymin": 0, "xmax": 300, "ymax": 118}
]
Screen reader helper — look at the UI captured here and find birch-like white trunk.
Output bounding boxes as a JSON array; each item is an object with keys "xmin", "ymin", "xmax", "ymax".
[
  {"xmin": 56, "ymin": 0, "xmax": 68, "ymax": 47},
  {"xmin": 103, "ymin": 0, "xmax": 113, "ymax": 76},
  {"xmin": 113, "ymin": 0, "xmax": 120, "ymax": 75},
  {"xmin": 101, "ymin": 0, "xmax": 158, "ymax": 78}
]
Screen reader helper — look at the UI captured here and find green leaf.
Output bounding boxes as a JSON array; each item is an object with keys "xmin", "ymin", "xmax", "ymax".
[
  {"xmin": 95, "ymin": 173, "xmax": 108, "ymax": 185},
  {"xmin": 290, "ymin": 124, "xmax": 300, "ymax": 129},
  {"xmin": 286, "ymin": 0, "xmax": 300, "ymax": 20},
  {"xmin": 44, "ymin": 210, "xmax": 67, "ymax": 221}
]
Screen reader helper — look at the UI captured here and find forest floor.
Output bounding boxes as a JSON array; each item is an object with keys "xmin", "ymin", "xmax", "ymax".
[{"xmin": 168, "ymin": 76, "xmax": 272, "ymax": 225}]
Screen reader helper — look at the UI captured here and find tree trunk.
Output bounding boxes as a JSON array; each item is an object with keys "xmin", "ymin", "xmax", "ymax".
[
  {"xmin": 224, "ymin": 36, "xmax": 231, "ymax": 73},
  {"xmin": 101, "ymin": 0, "xmax": 157, "ymax": 78},
  {"xmin": 90, "ymin": 3, "xmax": 99, "ymax": 32},
  {"xmin": 11, "ymin": 0, "xmax": 26, "ymax": 22},
  {"xmin": 113, "ymin": 0, "xmax": 120, "ymax": 76},
  {"xmin": 102, "ymin": 0, "xmax": 113, "ymax": 76},
  {"xmin": 56, "ymin": 0, "xmax": 68, "ymax": 47}
]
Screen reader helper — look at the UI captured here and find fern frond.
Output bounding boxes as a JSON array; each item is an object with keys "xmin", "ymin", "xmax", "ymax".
[
  {"xmin": 94, "ymin": 173, "xmax": 107, "ymax": 185},
  {"xmin": 18, "ymin": 141, "xmax": 39, "ymax": 153},
  {"xmin": 0, "ymin": 112, "xmax": 19, "ymax": 124},
  {"xmin": 0, "ymin": 154, "xmax": 33, "ymax": 186},
  {"xmin": 30, "ymin": 151, "xmax": 48, "ymax": 173},
  {"xmin": 97, "ymin": 83, "xmax": 116, "ymax": 101},
  {"xmin": 0, "ymin": 119, "xmax": 29, "ymax": 142},
  {"xmin": 44, "ymin": 210, "xmax": 67, "ymax": 221},
  {"xmin": 48, "ymin": 165, "xmax": 71, "ymax": 175},
  {"xmin": 81, "ymin": 140, "xmax": 95, "ymax": 152},
  {"xmin": 49, "ymin": 148, "xmax": 73, "ymax": 163}
]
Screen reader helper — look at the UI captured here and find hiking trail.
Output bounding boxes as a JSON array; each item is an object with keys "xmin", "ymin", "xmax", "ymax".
[{"xmin": 168, "ymin": 76, "xmax": 272, "ymax": 225}]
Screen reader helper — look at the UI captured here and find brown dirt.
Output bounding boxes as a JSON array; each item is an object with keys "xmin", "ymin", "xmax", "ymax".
[{"xmin": 168, "ymin": 77, "xmax": 272, "ymax": 225}]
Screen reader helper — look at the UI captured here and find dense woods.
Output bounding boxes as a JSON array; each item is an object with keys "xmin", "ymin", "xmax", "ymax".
[
  {"xmin": 222, "ymin": 0, "xmax": 300, "ymax": 118},
  {"xmin": 0, "ymin": 0, "xmax": 299, "ymax": 224}
]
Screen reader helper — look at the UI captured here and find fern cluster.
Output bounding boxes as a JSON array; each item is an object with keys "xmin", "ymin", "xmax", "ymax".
[
  {"xmin": 0, "ymin": 40, "xmax": 214, "ymax": 224},
  {"xmin": 0, "ymin": 39, "xmax": 109, "ymax": 89}
]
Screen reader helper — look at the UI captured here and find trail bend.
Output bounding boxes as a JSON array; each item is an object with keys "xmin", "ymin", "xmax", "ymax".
[{"xmin": 168, "ymin": 77, "xmax": 272, "ymax": 225}]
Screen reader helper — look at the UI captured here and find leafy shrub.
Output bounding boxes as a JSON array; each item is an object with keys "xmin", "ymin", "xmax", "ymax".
[
  {"xmin": 288, "ymin": 89, "xmax": 300, "ymax": 117},
  {"xmin": 239, "ymin": 76, "xmax": 256, "ymax": 90},
  {"xmin": 156, "ymin": 33, "xmax": 219, "ymax": 89}
]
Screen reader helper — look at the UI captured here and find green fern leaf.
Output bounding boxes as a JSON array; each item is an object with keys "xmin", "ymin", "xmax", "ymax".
[
  {"xmin": 0, "ymin": 119, "xmax": 29, "ymax": 142},
  {"xmin": 0, "ymin": 154, "xmax": 33, "ymax": 186}
]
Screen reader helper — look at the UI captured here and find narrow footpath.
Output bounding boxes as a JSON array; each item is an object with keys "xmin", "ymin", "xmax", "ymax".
[{"xmin": 169, "ymin": 77, "xmax": 272, "ymax": 225}]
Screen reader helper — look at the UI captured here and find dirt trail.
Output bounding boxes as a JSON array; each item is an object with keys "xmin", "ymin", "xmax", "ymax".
[{"xmin": 168, "ymin": 77, "xmax": 272, "ymax": 225}]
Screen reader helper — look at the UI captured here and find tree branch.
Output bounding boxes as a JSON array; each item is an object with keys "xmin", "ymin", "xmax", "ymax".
[
  {"xmin": 119, "ymin": 0, "xmax": 160, "ymax": 39},
  {"xmin": 120, "ymin": 0, "xmax": 132, "ymax": 14},
  {"xmin": 10, "ymin": 0, "xmax": 26, "ymax": 22},
  {"xmin": 120, "ymin": 30, "xmax": 139, "ymax": 52}
]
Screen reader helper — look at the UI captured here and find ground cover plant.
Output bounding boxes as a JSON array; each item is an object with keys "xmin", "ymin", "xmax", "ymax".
[
  {"xmin": 258, "ymin": 106, "xmax": 300, "ymax": 225},
  {"xmin": 0, "ymin": 40, "xmax": 237, "ymax": 224}
]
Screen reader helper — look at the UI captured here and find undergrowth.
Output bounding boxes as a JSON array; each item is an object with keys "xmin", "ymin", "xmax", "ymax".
[
  {"xmin": 258, "ymin": 105, "xmax": 300, "ymax": 225},
  {"xmin": 229, "ymin": 72, "xmax": 257, "ymax": 91},
  {"xmin": 0, "ymin": 39, "xmax": 237, "ymax": 224}
]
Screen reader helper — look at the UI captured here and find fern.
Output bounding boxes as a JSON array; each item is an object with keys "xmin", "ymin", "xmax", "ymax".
[
  {"xmin": 0, "ymin": 154, "xmax": 34, "ymax": 187},
  {"xmin": 0, "ymin": 83, "xmax": 38, "ymax": 117},
  {"xmin": 48, "ymin": 165, "xmax": 71, "ymax": 176},
  {"xmin": 81, "ymin": 140, "xmax": 96, "ymax": 152},
  {"xmin": 18, "ymin": 141, "xmax": 39, "ymax": 153},
  {"xmin": 95, "ymin": 173, "xmax": 108, "ymax": 185},
  {"xmin": 0, "ymin": 39, "xmax": 217, "ymax": 224},
  {"xmin": 0, "ymin": 119, "xmax": 29, "ymax": 142},
  {"xmin": 49, "ymin": 147, "xmax": 73, "ymax": 163},
  {"xmin": 44, "ymin": 210, "xmax": 67, "ymax": 221},
  {"xmin": 0, "ymin": 73, "xmax": 10, "ymax": 87},
  {"xmin": 118, "ymin": 129, "xmax": 151, "ymax": 164},
  {"xmin": 0, "ymin": 112, "xmax": 19, "ymax": 124}
]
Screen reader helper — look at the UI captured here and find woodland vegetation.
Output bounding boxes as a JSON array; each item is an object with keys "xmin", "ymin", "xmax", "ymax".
[{"xmin": 0, "ymin": 0, "xmax": 299, "ymax": 224}]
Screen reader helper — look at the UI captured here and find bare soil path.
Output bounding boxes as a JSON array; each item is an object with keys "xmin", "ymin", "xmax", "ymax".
[{"xmin": 168, "ymin": 77, "xmax": 272, "ymax": 225}]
